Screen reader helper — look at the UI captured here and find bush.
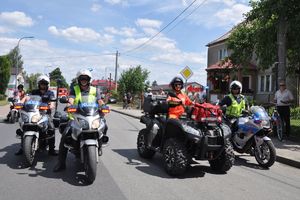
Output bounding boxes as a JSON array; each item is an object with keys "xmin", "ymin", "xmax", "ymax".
[
  {"xmin": 0, "ymin": 94, "xmax": 6, "ymax": 100},
  {"xmin": 291, "ymin": 107, "xmax": 300, "ymax": 120}
]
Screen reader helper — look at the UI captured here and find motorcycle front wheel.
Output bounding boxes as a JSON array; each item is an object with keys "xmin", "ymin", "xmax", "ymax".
[
  {"xmin": 254, "ymin": 140, "xmax": 276, "ymax": 168},
  {"xmin": 23, "ymin": 135, "xmax": 37, "ymax": 166},
  {"xmin": 84, "ymin": 145, "xmax": 97, "ymax": 183}
]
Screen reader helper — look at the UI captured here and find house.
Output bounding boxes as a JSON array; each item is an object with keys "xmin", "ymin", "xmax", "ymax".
[
  {"xmin": 6, "ymin": 66, "xmax": 25, "ymax": 97},
  {"xmin": 91, "ymin": 79, "xmax": 116, "ymax": 93},
  {"xmin": 205, "ymin": 29, "xmax": 295, "ymax": 105}
]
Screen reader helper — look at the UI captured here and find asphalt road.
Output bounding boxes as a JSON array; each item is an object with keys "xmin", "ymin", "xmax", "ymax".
[{"xmin": 0, "ymin": 110, "xmax": 299, "ymax": 200}]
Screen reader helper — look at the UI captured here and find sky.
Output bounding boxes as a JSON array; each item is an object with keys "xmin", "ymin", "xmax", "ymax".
[{"xmin": 0, "ymin": 0, "xmax": 252, "ymax": 86}]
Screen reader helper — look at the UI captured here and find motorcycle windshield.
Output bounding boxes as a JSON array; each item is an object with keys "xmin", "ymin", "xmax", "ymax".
[
  {"xmin": 77, "ymin": 95, "xmax": 99, "ymax": 116},
  {"xmin": 23, "ymin": 95, "xmax": 42, "ymax": 112},
  {"xmin": 250, "ymin": 106, "xmax": 270, "ymax": 121}
]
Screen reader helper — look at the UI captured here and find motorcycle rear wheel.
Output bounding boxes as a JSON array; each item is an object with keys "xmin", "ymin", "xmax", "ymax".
[
  {"xmin": 23, "ymin": 136, "xmax": 37, "ymax": 166},
  {"xmin": 9, "ymin": 112, "xmax": 15, "ymax": 123},
  {"xmin": 84, "ymin": 145, "xmax": 97, "ymax": 183},
  {"xmin": 254, "ymin": 140, "xmax": 276, "ymax": 168},
  {"xmin": 137, "ymin": 129, "xmax": 156, "ymax": 158}
]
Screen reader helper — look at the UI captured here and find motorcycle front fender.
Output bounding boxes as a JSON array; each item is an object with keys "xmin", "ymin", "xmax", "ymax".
[
  {"xmin": 23, "ymin": 131, "xmax": 39, "ymax": 138},
  {"xmin": 80, "ymin": 139, "xmax": 98, "ymax": 149},
  {"xmin": 262, "ymin": 136, "xmax": 271, "ymax": 141}
]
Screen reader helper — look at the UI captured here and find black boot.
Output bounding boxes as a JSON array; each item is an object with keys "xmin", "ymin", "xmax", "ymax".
[
  {"xmin": 15, "ymin": 148, "xmax": 23, "ymax": 155},
  {"xmin": 53, "ymin": 162, "xmax": 66, "ymax": 172},
  {"xmin": 48, "ymin": 148, "xmax": 58, "ymax": 156}
]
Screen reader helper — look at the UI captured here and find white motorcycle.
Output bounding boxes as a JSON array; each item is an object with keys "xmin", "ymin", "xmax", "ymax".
[
  {"xmin": 18, "ymin": 95, "xmax": 55, "ymax": 166},
  {"xmin": 59, "ymin": 95, "xmax": 109, "ymax": 183}
]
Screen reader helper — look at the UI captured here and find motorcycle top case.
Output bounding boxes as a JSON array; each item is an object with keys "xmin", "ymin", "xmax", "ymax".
[
  {"xmin": 191, "ymin": 103, "xmax": 222, "ymax": 122},
  {"xmin": 143, "ymin": 95, "xmax": 168, "ymax": 114}
]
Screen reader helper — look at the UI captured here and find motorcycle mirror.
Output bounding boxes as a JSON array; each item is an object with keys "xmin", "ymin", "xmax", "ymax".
[{"xmin": 8, "ymin": 97, "xmax": 14, "ymax": 102}]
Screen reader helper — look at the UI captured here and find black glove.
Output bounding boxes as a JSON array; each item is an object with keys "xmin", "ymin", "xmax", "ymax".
[{"xmin": 168, "ymin": 101, "xmax": 182, "ymax": 107}]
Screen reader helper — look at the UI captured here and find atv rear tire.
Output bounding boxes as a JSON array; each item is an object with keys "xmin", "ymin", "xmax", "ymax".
[{"xmin": 137, "ymin": 129, "xmax": 156, "ymax": 158}]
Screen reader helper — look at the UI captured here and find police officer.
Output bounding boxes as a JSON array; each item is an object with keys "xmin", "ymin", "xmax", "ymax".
[
  {"xmin": 53, "ymin": 69, "xmax": 106, "ymax": 172},
  {"xmin": 15, "ymin": 75, "xmax": 58, "ymax": 156}
]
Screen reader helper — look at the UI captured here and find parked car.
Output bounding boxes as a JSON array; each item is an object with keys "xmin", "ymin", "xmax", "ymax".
[{"xmin": 108, "ymin": 97, "xmax": 117, "ymax": 104}]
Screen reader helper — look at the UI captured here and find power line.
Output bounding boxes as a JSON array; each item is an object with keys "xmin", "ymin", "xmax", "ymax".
[
  {"xmin": 25, "ymin": 53, "xmax": 115, "ymax": 61},
  {"xmin": 122, "ymin": 0, "xmax": 199, "ymax": 54},
  {"xmin": 123, "ymin": 54, "xmax": 183, "ymax": 67}
]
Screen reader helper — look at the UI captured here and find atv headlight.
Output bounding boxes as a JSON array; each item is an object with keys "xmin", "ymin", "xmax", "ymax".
[
  {"xmin": 78, "ymin": 118, "xmax": 89, "ymax": 130},
  {"xmin": 182, "ymin": 124, "xmax": 201, "ymax": 137},
  {"xmin": 31, "ymin": 114, "xmax": 41, "ymax": 123},
  {"xmin": 91, "ymin": 118, "xmax": 100, "ymax": 129}
]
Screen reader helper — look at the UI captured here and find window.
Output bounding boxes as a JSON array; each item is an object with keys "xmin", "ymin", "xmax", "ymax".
[
  {"xmin": 218, "ymin": 48, "xmax": 228, "ymax": 60},
  {"xmin": 259, "ymin": 74, "xmax": 272, "ymax": 92}
]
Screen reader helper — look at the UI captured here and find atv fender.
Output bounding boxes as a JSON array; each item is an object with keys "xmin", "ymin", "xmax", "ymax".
[{"xmin": 164, "ymin": 119, "xmax": 185, "ymax": 141}]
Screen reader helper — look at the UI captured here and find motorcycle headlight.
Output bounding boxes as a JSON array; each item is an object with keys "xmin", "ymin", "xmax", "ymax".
[
  {"xmin": 262, "ymin": 120, "xmax": 270, "ymax": 127},
  {"xmin": 21, "ymin": 113, "xmax": 29, "ymax": 123},
  {"xmin": 31, "ymin": 114, "xmax": 41, "ymax": 123},
  {"xmin": 91, "ymin": 118, "xmax": 100, "ymax": 129},
  {"xmin": 78, "ymin": 118, "xmax": 89, "ymax": 130}
]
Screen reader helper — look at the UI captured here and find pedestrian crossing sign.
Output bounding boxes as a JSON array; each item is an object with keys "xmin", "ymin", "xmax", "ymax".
[{"xmin": 180, "ymin": 66, "xmax": 193, "ymax": 80}]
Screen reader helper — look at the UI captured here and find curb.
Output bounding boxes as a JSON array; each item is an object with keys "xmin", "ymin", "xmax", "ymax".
[
  {"xmin": 112, "ymin": 108, "xmax": 300, "ymax": 169},
  {"xmin": 276, "ymin": 155, "xmax": 300, "ymax": 169},
  {"xmin": 111, "ymin": 109, "xmax": 140, "ymax": 119}
]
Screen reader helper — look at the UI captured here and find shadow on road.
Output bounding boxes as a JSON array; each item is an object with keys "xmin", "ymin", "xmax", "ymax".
[
  {"xmin": 234, "ymin": 154, "xmax": 269, "ymax": 170},
  {"xmin": 113, "ymin": 148, "xmax": 228, "ymax": 179},
  {"xmin": 0, "ymin": 143, "xmax": 92, "ymax": 186}
]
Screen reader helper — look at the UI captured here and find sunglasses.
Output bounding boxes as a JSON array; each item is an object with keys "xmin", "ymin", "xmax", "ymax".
[
  {"xmin": 174, "ymin": 83, "xmax": 182, "ymax": 87},
  {"xmin": 280, "ymin": 84, "xmax": 285, "ymax": 86},
  {"xmin": 39, "ymin": 81, "xmax": 48, "ymax": 85},
  {"xmin": 79, "ymin": 76, "xmax": 89, "ymax": 81}
]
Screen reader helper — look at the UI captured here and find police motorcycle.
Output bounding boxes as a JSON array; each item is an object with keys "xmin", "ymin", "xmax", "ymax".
[
  {"xmin": 17, "ymin": 95, "xmax": 56, "ymax": 166},
  {"xmin": 223, "ymin": 106, "xmax": 276, "ymax": 168},
  {"xmin": 59, "ymin": 95, "xmax": 109, "ymax": 183},
  {"xmin": 7, "ymin": 97, "xmax": 21, "ymax": 123},
  {"xmin": 137, "ymin": 92, "xmax": 234, "ymax": 176}
]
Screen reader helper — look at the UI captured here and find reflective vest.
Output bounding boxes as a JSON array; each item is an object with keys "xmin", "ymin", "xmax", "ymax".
[
  {"xmin": 73, "ymin": 85, "xmax": 97, "ymax": 105},
  {"xmin": 68, "ymin": 85, "xmax": 97, "ymax": 119},
  {"xmin": 226, "ymin": 94, "xmax": 245, "ymax": 117}
]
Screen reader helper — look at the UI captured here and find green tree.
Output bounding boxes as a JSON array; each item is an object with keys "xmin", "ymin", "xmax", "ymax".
[
  {"xmin": 227, "ymin": 0, "xmax": 300, "ymax": 80},
  {"xmin": 7, "ymin": 46, "xmax": 23, "ymax": 72},
  {"xmin": 49, "ymin": 67, "xmax": 68, "ymax": 88},
  {"xmin": 152, "ymin": 80, "xmax": 158, "ymax": 87},
  {"xmin": 118, "ymin": 65, "xmax": 150, "ymax": 97},
  {"xmin": 26, "ymin": 73, "xmax": 41, "ymax": 92},
  {"xmin": 0, "ymin": 55, "xmax": 12, "ymax": 95}
]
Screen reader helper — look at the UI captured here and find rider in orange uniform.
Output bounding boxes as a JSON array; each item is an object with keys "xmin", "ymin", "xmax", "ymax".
[{"xmin": 167, "ymin": 77, "xmax": 193, "ymax": 119}]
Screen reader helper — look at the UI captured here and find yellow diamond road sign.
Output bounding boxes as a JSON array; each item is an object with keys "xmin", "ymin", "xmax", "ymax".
[{"xmin": 180, "ymin": 66, "xmax": 193, "ymax": 80}]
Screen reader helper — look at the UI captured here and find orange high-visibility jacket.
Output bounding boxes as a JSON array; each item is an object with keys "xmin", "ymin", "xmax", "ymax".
[{"xmin": 167, "ymin": 92, "xmax": 193, "ymax": 119}]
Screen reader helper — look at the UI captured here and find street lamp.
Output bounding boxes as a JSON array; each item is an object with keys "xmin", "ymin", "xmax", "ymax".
[{"xmin": 15, "ymin": 36, "xmax": 34, "ymax": 89}]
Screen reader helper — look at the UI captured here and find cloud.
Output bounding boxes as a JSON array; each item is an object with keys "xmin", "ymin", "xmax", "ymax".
[
  {"xmin": 0, "ymin": 11, "xmax": 34, "ymax": 27},
  {"xmin": 104, "ymin": 26, "xmax": 137, "ymax": 37},
  {"xmin": 104, "ymin": 0, "xmax": 127, "ymax": 5},
  {"xmin": 91, "ymin": 3, "xmax": 101, "ymax": 12},
  {"xmin": 135, "ymin": 18, "xmax": 162, "ymax": 29},
  {"xmin": 0, "ymin": 26, "xmax": 12, "ymax": 34},
  {"xmin": 48, "ymin": 26, "xmax": 114, "ymax": 44}
]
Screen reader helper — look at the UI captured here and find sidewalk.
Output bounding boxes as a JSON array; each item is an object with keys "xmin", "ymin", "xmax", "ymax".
[{"xmin": 109, "ymin": 104, "xmax": 300, "ymax": 169}]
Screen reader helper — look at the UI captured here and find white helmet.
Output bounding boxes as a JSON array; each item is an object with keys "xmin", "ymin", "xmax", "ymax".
[
  {"xmin": 230, "ymin": 80, "xmax": 242, "ymax": 93},
  {"xmin": 37, "ymin": 74, "xmax": 50, "ymax": 85},
  {"xmin": 76, "ymin": 69, "xmax": 92, "ymax": 80}
]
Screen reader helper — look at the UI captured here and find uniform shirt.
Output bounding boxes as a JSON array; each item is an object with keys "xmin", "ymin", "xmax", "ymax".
[
  {"xmin": 219, "ymin": 94, "xmax": 246, "ymax": 107},
  {"xmin": 274, "ymin": 89, "xmax": 294, "ymax": 106},
  {"xmin": 31, "ymin": 89, "xmax": 55, "ymax": 103},
  {"xmin": 69, "ymin": 85, "xmax": 101, "ymax": 101},
  {"xmin": 167, "ymin": 92, "xmax": 193, "ymax": 119}
]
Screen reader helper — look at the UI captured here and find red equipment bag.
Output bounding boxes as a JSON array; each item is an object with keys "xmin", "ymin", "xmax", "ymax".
[{"xmin": 191, "ymin": 103, "xmax": 222, "ymax": 123}]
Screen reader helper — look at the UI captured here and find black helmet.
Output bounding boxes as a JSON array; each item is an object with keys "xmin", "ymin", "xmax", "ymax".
[
  {"xmin": 17, "ymin": 84, "xmax": 24, "ymax": 90},
  {"xmin": 170, "ymin": 76, "xmax": 184, "ymax": 90}
]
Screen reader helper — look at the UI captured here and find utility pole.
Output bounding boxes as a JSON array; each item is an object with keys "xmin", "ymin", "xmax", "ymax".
[
  {"xmin": 277, "ymin": 11, "xmax": 287, "ymax": 85},
  {"xmin": 114, "ymin": 50, "xmax": 119, "ymax": 91}
]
